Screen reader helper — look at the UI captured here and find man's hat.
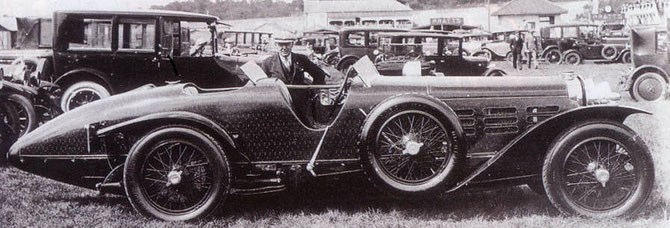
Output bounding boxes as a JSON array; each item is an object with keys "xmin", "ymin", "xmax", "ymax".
[{"xmin": 273, "ymin": 32, "xmax": 297, "ymax": 44}]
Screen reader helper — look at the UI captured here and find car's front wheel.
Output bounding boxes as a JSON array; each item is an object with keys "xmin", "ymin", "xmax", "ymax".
[
  {"xmin": 60, "ymin": 81, "xmax": 110, "ymax": 112},
  {"xmin": 543, "ymin": 120, "xmax": 654, "ymax": 218},
  {"xmin": 361, "ymin": 103, "xmax": 463, "ymax": 196},
  {"xmin": 620, "ymin": 51, "xmax": 632, "ymax": 64},
  {"xmin": 124, "ymin": 127, "xmax": 231, "ymax": 221},
  {"xmin": 631, "ymin": 72, "xmax": 666, "ymax": 102}
]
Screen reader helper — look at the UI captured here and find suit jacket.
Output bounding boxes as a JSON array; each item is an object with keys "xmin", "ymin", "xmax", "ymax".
[
  {"xmin": 510, "ymin": 37, "xmax": 524, "ymax": 53},
  {"xmin": 260, "ymin": 52, "xmax": 326, "ymax": 85}
]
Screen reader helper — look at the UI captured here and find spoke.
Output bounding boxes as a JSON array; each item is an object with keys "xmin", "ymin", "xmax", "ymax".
[
  {"xmin": 185, "ymin": 161, "xmax": 210, "ymax": 168},
  {"xmin": 145, "ymin": 177, "xmax": 167, "ymax": 184},
  {"xmin": 566, "ymin": 170, "xmax": 592, "ymax": 177},
  {"xmin": 566, "ymin": 181, "xmax": 599, "ymax": 186}
]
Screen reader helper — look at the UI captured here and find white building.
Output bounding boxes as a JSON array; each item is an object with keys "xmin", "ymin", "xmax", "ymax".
[
  {"xmin": 303, "ymin": 0, "xmax": 413, "ymax": 30},
  {"xmin": 492, "ymin": 0, "xmax": 568, "ymax": 32}
]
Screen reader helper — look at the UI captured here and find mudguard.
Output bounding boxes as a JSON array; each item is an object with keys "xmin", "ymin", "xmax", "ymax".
[
  {"xmin": 358, "ymin": 93, "xmax": 464, "ymax": 148},
  {"xmin": 621, "ymin": 64, "xmax": 669, "ymax": 90},
  {"xmin": 55, "ymin": 68, "xmax": 115, "ymax": 93},
  {"xmin": 482, "ymin": 67, "xmax": 506, "ymax": 76},
  {"xmin": 97, "ymin": 111, "xmax": 237, "ymax": 150},
  {"xmin": 540, "ymin": 45, "xmax": 559, "ymax": 56},
  {"xmin": 447, "ymin": 105, "xmax": 651, "ymax": 192}
]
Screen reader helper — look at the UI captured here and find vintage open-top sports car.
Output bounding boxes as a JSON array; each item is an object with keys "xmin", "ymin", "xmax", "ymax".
[{"xmin": 8, "ymin": 58, "xmax": 655, "ymax": 221}]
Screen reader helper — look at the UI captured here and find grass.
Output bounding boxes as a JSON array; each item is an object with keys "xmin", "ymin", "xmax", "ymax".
[{"xmin": 2, "ymin": 61, "xmax": 670, "ymax": 227}]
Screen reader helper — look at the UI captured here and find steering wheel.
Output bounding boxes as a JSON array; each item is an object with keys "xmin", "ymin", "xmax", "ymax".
[{"xmin": 190, "ymin": 41, "xmax": 208, "ymax": 57}]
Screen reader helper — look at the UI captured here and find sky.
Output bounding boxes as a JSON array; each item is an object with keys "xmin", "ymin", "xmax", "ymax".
[{"xmin": 0, "ymin": 0, "xmax": 186, "ymax": 17}]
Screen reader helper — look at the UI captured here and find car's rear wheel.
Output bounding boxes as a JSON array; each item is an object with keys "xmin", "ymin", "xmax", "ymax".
[
  {"xmin": 631, "ymin": 72, "xmax": 666, "ymax": 102},
  {"xmin": 563, "ymin": 52, "xmax": 582, "ymax": 65},
  {"xmin": 544, "ymin": 49, "xmax": 562, "ymax": 64},
  {"xmin": 361, "ymin": 103, "xmax": 462, "ymax": 196},
  {"xmin": 5, "ymin": 94, "xmax": 36, "ymax": 137},
  {"xmin": 124, "ymin": 127, "xmax": 230, "ymax": 221},
  {"xmin": 543, "ymin": 120, "xmax": 654, "ymax": 218},
  {"xmin": 505, "ymin": 52, "xmax": 513, "ymax": 62},
  {"xmin": 60, "ymin": 81, "xmax": 110, "ymax": 112}
]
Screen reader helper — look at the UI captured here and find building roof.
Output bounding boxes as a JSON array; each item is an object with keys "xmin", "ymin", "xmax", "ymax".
[
  {"xmin": 304, "ymin": 0, "xmax": 412, "ymax": 14},
  {"xmin": 56, "ymin": 10, "xmax": 219, "ymax": 21},
  {"xmin": 492, "ymin": 0, "xmax": 567, "ymax": 16}
]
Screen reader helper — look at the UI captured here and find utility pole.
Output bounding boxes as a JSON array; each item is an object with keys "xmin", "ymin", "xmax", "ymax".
[{"xmin": 487, "ymin": 0, "xmax": 491, "ymax": 32}]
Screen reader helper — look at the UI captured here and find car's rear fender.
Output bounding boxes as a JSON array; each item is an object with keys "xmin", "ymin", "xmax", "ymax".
[
  {"xmin": 55, "ymin": 68, "xmax": 114, "ymax": 93},
  {"xmin": 541, "ymin": 45, "xmax": 559, "ymax": 56},
  {"xmin": 96, "ymin": 111, "xmax": 239, "ymax": 158},
  {"xmin": 447, "ymin": 105, "xmax": 651, "ymax": 192}
]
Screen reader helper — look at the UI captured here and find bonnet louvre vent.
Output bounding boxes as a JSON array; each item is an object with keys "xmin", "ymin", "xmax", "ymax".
[{"xmin": 483, "ymin": 107, "xmax": 518, "ymax": 135}]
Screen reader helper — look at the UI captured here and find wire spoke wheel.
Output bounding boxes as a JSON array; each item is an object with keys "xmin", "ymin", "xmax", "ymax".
[
  {"xmin": 375, "ymin": 110, "xmax": 451, "ymax": 184},
  {"xmin": 545, "ymin": 49, "xmax": 561, "ymax": 64},
  {"xmin": 562, "ymin": 138, "xmax": 637, "ymax": 211},
  {"xmin": 67, "ymin": 89, "xmax": 102, "ymax": 111},
  {"xmin": 141, "ymin": 140, "xmax": 214, "ymax": 214}
]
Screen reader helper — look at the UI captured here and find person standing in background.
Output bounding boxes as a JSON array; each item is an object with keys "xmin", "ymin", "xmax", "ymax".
[
  {"xmin": 524, "ymin": 31, "xmax": 540, "ymax": 69},
  {"xmin": 509, "ymin": 32, "xmax": 524, "ymax": 70}
]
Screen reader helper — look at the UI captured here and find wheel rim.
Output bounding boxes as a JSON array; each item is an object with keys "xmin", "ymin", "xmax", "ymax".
[
  {"xmin": 603, "ymin": 48, "xmax": 616, "ymax": 58},
  {"xmin": 66, "ymin": 88, "xmax": 102, "ymax": 111},
  {"xmin": 566, "ymin": 54, "xmax": 579, "ymax": 65},
  {"xmin": 374, "ymin": 110, "xmax": 452, "ymax": 184},
  {"xmin": 10, "ymin": 101, "xmax": 29, "ymax": 136},
  {"xmin": 561, "ymin": 138, "xmax": 639, "ymax": 211},
  {"xmin": 547, "ymin": 51, "xmax": 561, "ymax": 64},
  {"xmin": 636, "ymin": 75, "xmax": 664, "ymax": 101},
  {"xmin": 140, "ymin": 140, "xmax": 214, "ymax": 214}
]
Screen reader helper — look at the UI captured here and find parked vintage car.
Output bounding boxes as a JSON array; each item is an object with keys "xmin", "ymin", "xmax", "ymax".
[
  {"xmin": 9, "ymin": 57, "xmax": 654, "ymax": 221},
  {"xmin": 373, "ymin": 32, "xmax": 505, "ymax": 76},
  {"xmin": 620, "ymin": 26, "xmax": 668, "ymax": 101},
  {"xmin": 540, "ymin": 24, "xmax": 631, "ymax": 65},
  {"xmin": 335, "ymin": 27, "xmax": 409, "ymax": 71},
  {"xmin": 0, "ymin": 69, "xmax": 37, "ymax": 155},
  {"xmin": 1, "ymin": 10, "xmax": 252, "ymax": 112},
  {"xmin": 472, "ymin": 29, "xmax": 528, "ymax": 62}
]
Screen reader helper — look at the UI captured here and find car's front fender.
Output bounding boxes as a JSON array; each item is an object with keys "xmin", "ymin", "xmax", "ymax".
[
  {"xmin": 620, "ymin": 64, "xmax": 669, "ymax": 91},
  {"xmin": 447, "ymin": 105, "xmax": 651, "ymax": 192}
]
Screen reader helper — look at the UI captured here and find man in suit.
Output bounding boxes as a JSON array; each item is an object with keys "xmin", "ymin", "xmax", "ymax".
[
  {"xmin": 260, "ymin": 33, "xmax": 328, "ymax": 125},
  {"xmin": 260, "ymin": 33, "xmax": 327, "ymax": 86}
]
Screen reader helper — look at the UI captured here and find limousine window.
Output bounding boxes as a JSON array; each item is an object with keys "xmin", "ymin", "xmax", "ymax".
[
  {"xmin": 65, "ymin": 18, "xmax": 112, "ymax": 50},
  {"xmin": 117, "ymin": 19, "xmax": 156, "ymax": 51}
]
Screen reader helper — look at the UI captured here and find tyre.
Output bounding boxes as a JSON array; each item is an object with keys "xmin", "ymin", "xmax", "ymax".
[
  {"xmin": 6, "ymin": 94, "xmax": 36, "ymax": 137},
  {"xmin": 474, "ymin": 50, "xmax": 492, "ymax": 62},
  {"xmin": 60, "ymin": 81, "xmax": 110, "ymax": 112},
  {"xmin": 543, "ymin": 120, "xmax": 654, "ymax": 218},
  {"xmin": 544, "ymin": 49, "xmax": 562, "ymax": 65},
  {"xmin": 124, "ymin": 127, "xmax": 231, "ymax": 221},
  {"xmin": 563, "ymin": 52, "xmax": 582, "ymax": 65},
  {"xmin": 631, "ymin": 72, "xmax": 666, "ymax": 102},
  {"xmin": 360, "ymin": 102, "xmax": 463, "ymax": 196},
  {"xmin": 601, "ymin": 46, "xmax": 618, "ymax": 60},
  {"xmin": 620, "ymin": 51, "xmax": 632, "ymax": 64},
  {"xmin": 337, "ymin": 58, "xmax": 358, "ymax": 72},
  {"xmin": 0, "ymin": 102, "xmax": 20, "ymax": 160}
]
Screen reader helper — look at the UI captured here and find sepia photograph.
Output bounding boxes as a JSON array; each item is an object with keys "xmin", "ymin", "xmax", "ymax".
[{"xmin": 1, "ymin": 0, "xmax": 669, "ymax": 227}]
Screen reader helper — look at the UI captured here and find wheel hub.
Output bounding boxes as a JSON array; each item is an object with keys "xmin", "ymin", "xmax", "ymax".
[
  {"xmin": 594, "ymin": 168, "xmax": 610, "ymax": 187},
  {"xmin": 166, "ymin": 170, "xmax": 183, "ymax": 186},
  {"xmin": 638, "ymin": 77, "xmax": 663, "ymax": 100},
  {"xmin": 402, "ymin": 138, "xmax": 423, "ymax": 156}
]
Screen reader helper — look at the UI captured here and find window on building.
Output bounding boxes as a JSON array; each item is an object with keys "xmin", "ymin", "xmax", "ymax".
[
  {"xmin": 344, "ymin": 21, "xmax": 356, "ymax": 26},
  {"xmin": 362, "ymin": 20, "xmax": 376, "ymax": 26},
  {"xmin": 65, "ymin": 18, "xmax": 112, "ymax": 50},
  {"xmin": 379, "ymin": 20, "xmax": 394, "ymax": 27},
  {"xmin": 117, "ymin": 18, "xmax": 156, "ymax": 51}
]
